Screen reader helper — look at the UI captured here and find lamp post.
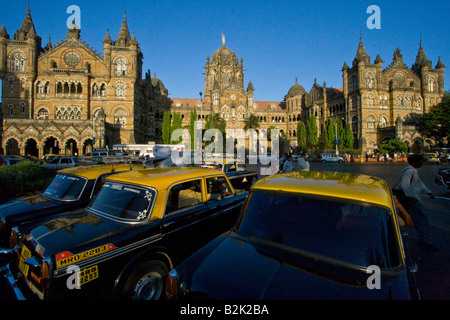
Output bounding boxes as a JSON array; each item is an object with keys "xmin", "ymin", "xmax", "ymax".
[
  {"xmin": 209, "ymin": 89, "xmax": 213, "ymax": 129},
  {"xmin": 199, "ymin": 92, "xmax": 203, "ymax": 129}
]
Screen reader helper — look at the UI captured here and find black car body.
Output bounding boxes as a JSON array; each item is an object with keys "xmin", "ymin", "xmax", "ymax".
[
  {"xmin": 2, "ymin": 167, "xmax": 251, "ymax": 300},
  {"xmin": 166, "ymin": 171, "xmax": 418, "ymax": 300},
  {"xmin": 0, "ymin": 164, "xmax": 142, "ymax": 259}
]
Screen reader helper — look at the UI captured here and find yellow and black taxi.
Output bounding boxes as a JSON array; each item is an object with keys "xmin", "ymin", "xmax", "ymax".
[
  {"xmin": 2, "ymin": 167, "xmax": 251, "ymax": 300},
  {"xmin": 166, "ymin": 171, "xmax": 419, "ymax": 300},
  {"xmin": 198, "ymin": 157, "xmax": 258, "ymax": 190},
  {"xmin": 0, "ymin": 164, "xmax": 142, "ymax": 252}
]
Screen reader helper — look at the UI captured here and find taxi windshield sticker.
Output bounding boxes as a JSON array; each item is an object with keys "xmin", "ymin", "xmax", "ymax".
[{"xmin": 56, "ymin": 243, "xmax": 116, "ymax": 268}]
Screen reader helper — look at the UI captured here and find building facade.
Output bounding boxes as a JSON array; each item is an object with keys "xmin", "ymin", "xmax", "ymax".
[{"xmin": 0, "ymin": 8, "xmax": 167, "ymax": 157}]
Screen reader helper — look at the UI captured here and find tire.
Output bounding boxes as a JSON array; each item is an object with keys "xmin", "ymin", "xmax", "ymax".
[
  {"xmin": 338, "ymin": 160, "xmax": 343, "ymax": 163},
  {"xmin": 322, "ymin": 160, "xmax": 326, "ymax": 163},
  {"xmin": 121, "ymin": 260, "xmax": 168, "ymax": 300}
]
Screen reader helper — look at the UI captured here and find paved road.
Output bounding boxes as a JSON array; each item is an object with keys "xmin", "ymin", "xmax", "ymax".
[{"xmin": 255, "ymin": 160, "xmax": 450, "ymax": 300}]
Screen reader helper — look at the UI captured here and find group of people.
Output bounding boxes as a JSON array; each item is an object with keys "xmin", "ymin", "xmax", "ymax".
[{"xmin": 279, "ymin": 151, "xmax": 310, "ymax": 173}]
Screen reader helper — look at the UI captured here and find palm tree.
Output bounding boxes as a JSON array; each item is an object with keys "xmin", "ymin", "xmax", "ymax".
[{"xmin": 244, "ymin": 113, "xmax": 260, "ymax": 131}]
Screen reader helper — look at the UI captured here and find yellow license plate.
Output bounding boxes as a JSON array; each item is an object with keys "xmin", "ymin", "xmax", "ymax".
[{"xmin": 18, "ymin": 246, "xmax": 32, "ymax": 277}]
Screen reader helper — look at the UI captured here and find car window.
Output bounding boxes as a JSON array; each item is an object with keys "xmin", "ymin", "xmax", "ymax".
[
  {"xmin": 237, "ymin": 191, "xmax": 401, "ymax": 269},
  {"xmin": 48, "ymin": 158, "xmax": 60, "ymax": 164},
  {"xmin": 42, "ymin": 174, "xmax": 88, "ymax": 200},
  {"xmin": 166, "ymin": 179, "xmax": 203, "ymax": 214},
  {"xmin": 88, "ymin": 182, "xmax": 155, "ymax": 222},
  {"xmin": 206, "ymin": 176, "xmax": 233, "ymax": 202},
  {"xmin": 60, "ymin": 158, "xmax": 70, "ymax": 163}
]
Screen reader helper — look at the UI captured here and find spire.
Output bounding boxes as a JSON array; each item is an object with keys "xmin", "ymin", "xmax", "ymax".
[
  {"xmin": 247, "ymin": 80, "xmax": 254, "ymax": 92},
  {"xmin": 0, "ymin": 24, "xmax": 9, "ymax": 38},
  {"xmin": 435, "ymin": 57, "xmax": 445, "ymax": 69},
  {"xmin": 116, "ymin": 12, "xmax": 131, "ymax": 46},
  {"xmin": 353, "ymin": 35, "xmax": 370, "ymax": 66},
  {"xmin": 17, "ymin": 5, "xmax": 38, "ymax": 40},
  {"xmin": 44, "ymin": 36, "xmax": 52, "ymax": 50},
  {"xmin": 102, "ymin": 29, "xmax": 112, "ymax": 44}
]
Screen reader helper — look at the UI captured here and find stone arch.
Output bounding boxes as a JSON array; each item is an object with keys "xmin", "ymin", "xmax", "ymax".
[
  {"xmin": 41, "ymin": 135, "xmax": 62, "ymax": 155},
  {"xmin": 4, "ymin": 137, "xmax": 21, "ymax": 155}
]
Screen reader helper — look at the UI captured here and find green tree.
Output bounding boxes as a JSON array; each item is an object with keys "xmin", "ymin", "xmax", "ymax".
[
  {"xmin": 162, "ymin": 111, "xmax": 171, "ymax": 144},
  {"xmin": 170, "ymin": 112, "xmax": 183, "ymax": 144},
  {"xmin": 379, "ymin": 139, "xmax": 408, "ymax": 156},
  {"xmin": 189, "ymin": 109, "xmax": 198, "ymax": 150},
  {"xmin": 297, "ymin": 121, "xmax": 307, "ymax": 150},
  {"xmin": 244, "ymin": 113, "xmax": 260, "ymax": 131},
  {"xmin": 416, "ymin": 95, "xmax": 450, "ymax": 146},
  {"xmin": 336, "ymin": 118, "xmax": 345, "ymax": 149},
  {"xmin": 343, "ymin": 123, "xmax": 354, "ymax": 149},
  {"xmin": 306, "ymin": 115, "xmax": 318, "ymax": 151},
  {"xmin": 323, "ymin": 118, "xmax": 334, "ymax": 150}
]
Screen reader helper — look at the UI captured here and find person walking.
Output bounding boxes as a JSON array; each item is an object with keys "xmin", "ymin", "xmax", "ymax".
[{"xmin": 396, "ymin": 154, "xmax": 438, "ymax": 251}]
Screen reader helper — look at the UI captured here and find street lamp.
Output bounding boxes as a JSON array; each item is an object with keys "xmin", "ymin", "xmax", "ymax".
[
  {"xmin": 199, "ymin": 91, "xmax": 203, "ymax": 129},
  {"xmin": 209, "ymin": 89, "xmax": 213, "ymax": 129}
]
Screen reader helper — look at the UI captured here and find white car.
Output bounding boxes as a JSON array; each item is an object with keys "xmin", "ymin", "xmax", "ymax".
[
  {"xmin": 41, "ymin": 156, "xmax": 80, "ymax": 170},
  {"xmin": 321, "ymin": 153, "xmax": 344, "ymax": 163}
]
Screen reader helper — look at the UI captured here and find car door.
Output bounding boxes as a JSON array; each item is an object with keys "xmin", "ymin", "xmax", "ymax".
[
  {"xmin": 160, "ymin": 178, "xmax": 210, "ymax": 259},
  {"xmin": 205, "ymin": 175, "xmax": 244, "ymax": 233}
]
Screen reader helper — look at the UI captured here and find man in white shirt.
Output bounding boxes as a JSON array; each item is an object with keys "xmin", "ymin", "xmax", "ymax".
[
  {"xmin": 397, "ymin": 154, "xmax": 438, "ymax": 250},
  {"xmin": 283, "ymin": 155, "xmax": 294, "ymax": 173},
  {"xmin": 297, "ymin": 151, "xmax": 310, "ymax": 171}
]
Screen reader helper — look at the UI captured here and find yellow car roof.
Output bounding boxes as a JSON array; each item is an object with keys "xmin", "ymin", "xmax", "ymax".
[
  {"xmin": 252, "ymin": 171, "xmax": 394, "ymax": 211},
  {"xmin": 106, "ymin": 167, "xmax": 224, "ymax": 190},
  {"xmin": 57, "ymin": 164, "xmax": 144, "ymax": 180}
]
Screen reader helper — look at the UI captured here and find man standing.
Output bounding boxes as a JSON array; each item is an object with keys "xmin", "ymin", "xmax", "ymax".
[
  {"xmin": 283, "ymin": 155, "xmax": 294, "ymax": 173},
  {"xmin": 297, "ymin": 151, "xmax": 310, "ymax": 171},
  {"xmin": 397, "ymin": 154, "xmax": 438, "ymax": 250}
]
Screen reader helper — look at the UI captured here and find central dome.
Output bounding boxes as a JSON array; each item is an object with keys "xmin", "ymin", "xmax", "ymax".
[{"xmin": 286, "ymin": 78, "xmax": 306, "ymax": 98}]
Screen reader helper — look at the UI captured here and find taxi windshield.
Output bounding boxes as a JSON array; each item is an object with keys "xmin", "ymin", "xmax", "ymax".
[
  {"xmin": 42, "ymin": 174, "xmax": 87, "ymax": 201},
  {"xmin": 237, "ymin": 191, "xmax": 401, "ymax": 269},
  {"xmin": 88, "ymin": 182, "xmax": 155, "ymax": 222}
]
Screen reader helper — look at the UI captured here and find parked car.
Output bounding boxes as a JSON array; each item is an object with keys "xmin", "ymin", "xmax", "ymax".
[
  {"xmin": 0, "ymin": 164, "xmax": 144, "ymax": 258},
  {"xmin": 0, "ymin": 155, "xmax": 25, "ymax": 166},
  {"xmin": 199, "ymin": 158, "xmax": 258, "ymax": 190},
  {"xmin": 166, "ymin": 171, "xmax": 419, "ymax": 300},
  {"xmin": 435, "ymin": 168, "xmax": 450, "ymax": 189},
  {"xmin": 2, "ymin": 167, "xmax": 254, "ymax": 300},
  {"xmin": 41, "ymin": 154, "xmax": 63, "ymax": 163},
  {"xmin": 423, "ymin": 153, "xmax": 440, "ymax": 164},
  {"xmin": 321, "ymin": 153, "xmax": 344, "ymax": 163},
  {"xmin": 41, "ymin": 156, "xmax": 80, "ymax": 170}
]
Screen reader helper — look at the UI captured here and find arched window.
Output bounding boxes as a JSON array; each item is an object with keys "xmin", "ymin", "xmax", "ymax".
[
  {"xmin": 366, "ymin": 93, "xmax": 375, "ymax": 106},
  {"xmin": 115, "ymin": 58, "xmax": 128, "ymax": 76},
  {"xmin": 428, "ymin": 76, "xmax": 437, "ymax": 92},
  {"xmin": 365, "ymin": 72, "xmax": 375, "ymax": 89},
  {"xmin": 37, "ymin": 108, "xmax": 49, "ymax": 120},
  {"xmin": 350, "ymin": 76, "xmax": 358, "ymax": 91},
  {"xmin": 115, "ymin": 82, "xmax": 126, "ymax": 97},
  {"xmin": 9, "ymin": 51, "xmax": 26, "ymax": 72}
]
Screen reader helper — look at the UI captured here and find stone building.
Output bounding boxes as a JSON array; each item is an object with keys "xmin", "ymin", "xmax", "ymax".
[
  {"xmin": 307, "ymin": 37, "xmax": 446, "ymax": 153},
  {"xmin": 0, "ymin": 7, "xmax": 167, "ymax": 156}
]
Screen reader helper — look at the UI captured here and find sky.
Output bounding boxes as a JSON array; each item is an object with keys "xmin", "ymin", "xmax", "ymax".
[{"xmin": 1, "ymin": 0, "xmax": 449, "ymax": 102}]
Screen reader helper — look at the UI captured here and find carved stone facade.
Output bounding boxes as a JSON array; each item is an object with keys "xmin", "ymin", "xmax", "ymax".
[{"xmin": 0, "ymin": 8, "xmax": 167, "ymax": 156}]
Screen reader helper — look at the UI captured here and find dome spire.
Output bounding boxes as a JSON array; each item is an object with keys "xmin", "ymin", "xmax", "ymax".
[{"xmin": 221, "ymin": 33, "xmax": 225, "ymax": 47}]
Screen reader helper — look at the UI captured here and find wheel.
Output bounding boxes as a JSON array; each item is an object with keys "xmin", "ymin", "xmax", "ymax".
[
  {"xmin": 338, "ymin": 160, "xmax": 343, "ymax": 163},
  {"xmin": 121, "ymin": 260, "xmax": 168, "ymax": 300},
  {"xmin": 322, "ymin": 160, "xmax": 326, "ymax": 163}
]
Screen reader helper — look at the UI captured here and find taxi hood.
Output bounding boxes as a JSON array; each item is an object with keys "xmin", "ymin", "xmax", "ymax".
[{"xmin": 187, "ymin": 234, "xmax": 409, "ymax": 300}]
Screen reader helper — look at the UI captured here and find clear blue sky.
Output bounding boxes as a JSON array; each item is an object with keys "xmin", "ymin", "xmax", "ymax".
[{"xmin": 1, "ymin": 0, "xmax": 449, "ymax": 101}]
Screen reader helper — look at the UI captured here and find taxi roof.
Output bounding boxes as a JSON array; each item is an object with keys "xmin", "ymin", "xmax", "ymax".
[
  {"xmin": 105, "ymin": 167, "xmax": 224, "ymax": 190},
  {"xmin": 57, "ymin": 163, "xmax": 144, "ymax": 180},
  {"xmin": 252, "ymin": 171, "xmax": 394, "ymax": 210}
]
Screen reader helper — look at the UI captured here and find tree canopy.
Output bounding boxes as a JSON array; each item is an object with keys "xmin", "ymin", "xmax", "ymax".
[{"xmin": 416, "ymin": 93, "xmax": 450, "ymax": 146}]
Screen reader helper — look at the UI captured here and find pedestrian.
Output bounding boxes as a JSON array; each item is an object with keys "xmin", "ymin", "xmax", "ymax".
[
  {"xmin": 297, "ymin": 151, "xmax": 310, "ymax": 171},
  {"xmin": 394, "ymin": 154, "xmax": 438, "ymax": 251},
  {"xmin": 283, "ymin": 155, "xmax": 294, "ymax": 173}
]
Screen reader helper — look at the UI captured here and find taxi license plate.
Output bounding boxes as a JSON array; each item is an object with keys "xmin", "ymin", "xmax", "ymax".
[{"xmin": 18, "ymin": 246, "xmax": 32, "ymax": 277}]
